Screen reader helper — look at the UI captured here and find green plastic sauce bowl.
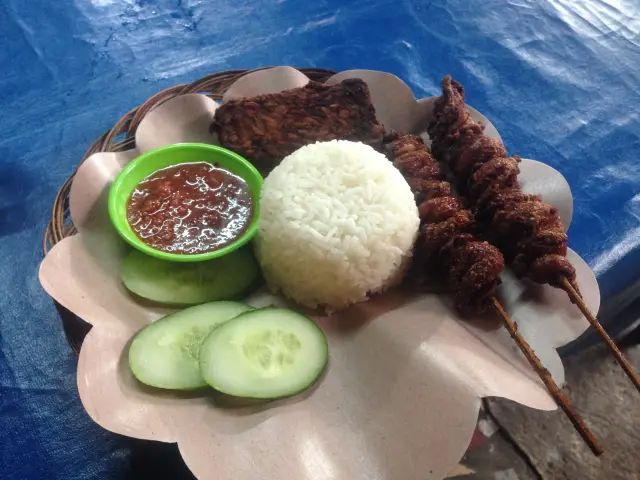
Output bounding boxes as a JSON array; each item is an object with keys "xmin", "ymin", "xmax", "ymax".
[{"xmin": 108, "ymin": 143, "xmax": 263, "ymax": 263}]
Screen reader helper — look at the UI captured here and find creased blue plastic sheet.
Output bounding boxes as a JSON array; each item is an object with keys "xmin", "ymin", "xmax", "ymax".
[{"xmin": 1, "ymin": 1, "xmax": 639, "ymax": 478}]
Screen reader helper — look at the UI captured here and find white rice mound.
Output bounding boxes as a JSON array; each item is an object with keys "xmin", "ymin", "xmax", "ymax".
[{"xmin": 255, "ymin": 139, "xmax": 420, "ymax": 310}]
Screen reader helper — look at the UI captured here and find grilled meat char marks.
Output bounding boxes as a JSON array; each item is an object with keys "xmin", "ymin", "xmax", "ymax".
[
  {"xmin": 383, "ymin": 132, "xmax": 504, "ymax": 315},
  {"xmin": 428, "ymin": 76, "xmax": 576, "ymax": 290},
  {"xmin": 213, "ymin": 79, "xmax": 385, "ymax": 171},
  {"xmin": 441, "ymin": 234, "xmax": 505, "ymax": 316}
]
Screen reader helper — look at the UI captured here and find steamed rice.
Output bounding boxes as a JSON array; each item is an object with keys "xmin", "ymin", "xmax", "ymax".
[{"xmin": 255, "ymin": 139, "xmax": 420, "ymax": 310}]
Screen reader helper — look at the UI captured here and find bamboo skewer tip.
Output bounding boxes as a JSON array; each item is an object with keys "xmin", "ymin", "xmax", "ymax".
[
  {"xmin": 560, "ymin": 278, "xmax": 640, "ymax": 393},
  {"xmin": 491, "ymin": 297, "xmax": 603, "ymax": 456}
]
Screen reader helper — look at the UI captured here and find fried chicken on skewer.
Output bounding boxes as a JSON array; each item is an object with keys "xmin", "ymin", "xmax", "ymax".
[
  {"xmin": 428, "ymin": 75, "xmax": 640, "ymax": 395},
  {"xmin": 428, "ymin": 76, "xmax": 576, "ymax": 290},
  {"xmin": 384, "ymin": 131, "xmax": 602, "ymax": 454},
  {"xmin": 382, "ymin": 132, "xmax": 504, "ymax": 315}
]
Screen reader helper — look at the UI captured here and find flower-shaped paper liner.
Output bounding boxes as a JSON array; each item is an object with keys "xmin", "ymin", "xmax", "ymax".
[{"xmin": 39, "ymin": 67, "xmax": 599, "ymax": 480}]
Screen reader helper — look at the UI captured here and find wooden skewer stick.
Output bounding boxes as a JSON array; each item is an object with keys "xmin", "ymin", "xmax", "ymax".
[
  {"xmin": 560, "ymin": 277, "xmax": 640, "ymax": 393},
  {"xmin": 492, "ymin": 298, "xmax": 603, "ymax": 456}
]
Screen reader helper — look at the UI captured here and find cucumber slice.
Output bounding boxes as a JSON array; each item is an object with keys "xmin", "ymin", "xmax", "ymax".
[
  {"xmin": 121, "ymin": 247, "xmax": 261, "ymax": 306},
  {"xmin": 128, "ymin": 301, "xmax": 253, "ymax": 390},
  {"xmin": 199, "ymin": 308, "xmax": 328, "ymax": 399}
]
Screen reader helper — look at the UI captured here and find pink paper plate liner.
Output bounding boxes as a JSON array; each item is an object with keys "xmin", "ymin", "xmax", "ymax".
[{"xmin": 39, "ymin": 66, "xmax": 599, "ymax": 480}]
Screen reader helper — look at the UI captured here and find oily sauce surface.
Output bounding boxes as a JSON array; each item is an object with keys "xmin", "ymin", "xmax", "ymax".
[{"xmin": 127, "ymin": 162, "xmax": 252, "ymax": 254}]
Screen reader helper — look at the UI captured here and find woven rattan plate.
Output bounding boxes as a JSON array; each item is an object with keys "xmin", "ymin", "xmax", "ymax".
[{"xmin": 42, "ymin": 67, "xmax": 336, "ymax": 354}]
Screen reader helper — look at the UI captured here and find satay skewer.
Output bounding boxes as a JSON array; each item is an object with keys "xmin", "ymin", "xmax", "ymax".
[
  {"xmin": 383, "ymin": 132, "xmax": 602, "ymax": 455},
  {"xmin": 560, "ymin": 278, "xmax": 640, "ymax": 393},
  {"xmin": 427, "ymin": 75, "xmax": 640, "ymax": 393},
  {"xmin": 492, "ymin": 298, "xmax": 603, "ymax": 456}
]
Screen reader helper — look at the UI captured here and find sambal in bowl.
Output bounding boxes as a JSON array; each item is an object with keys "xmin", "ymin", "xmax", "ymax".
[{"xmin": 108, "ymin": 143, "xmax": 263, "ymax": 262}]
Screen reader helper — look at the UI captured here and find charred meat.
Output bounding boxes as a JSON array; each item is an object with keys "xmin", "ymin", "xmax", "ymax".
[
  {"xmin": 383, "ymin": 132, "xmax": 504, "ymax": 315},
  {"xmin": 428, "ymin": 76, "xmax": 576, "ymax": 290}
]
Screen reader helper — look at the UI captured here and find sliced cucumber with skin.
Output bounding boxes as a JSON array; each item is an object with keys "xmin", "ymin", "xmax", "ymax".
[
  {"xmin": 121, "ymin": 247, "xmax": 261, "ymax": 307},
  {"xmin": 200, "ymin": 308, "xmax": 328, "ymax": 399},
  {"xmin": 129, "ymin": 301, "xmax": 253, "ymax": 390}
]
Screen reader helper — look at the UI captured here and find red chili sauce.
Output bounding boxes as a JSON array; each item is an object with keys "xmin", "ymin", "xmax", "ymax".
[{"xmin": 126, "ymin": 162, "xmax": 253, "ymax": 254}]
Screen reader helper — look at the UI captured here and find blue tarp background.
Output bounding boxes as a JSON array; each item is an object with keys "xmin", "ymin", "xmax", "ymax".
[{"xmin": 1, "ymin": 1, "xmax": 639, "ymax": 478}]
